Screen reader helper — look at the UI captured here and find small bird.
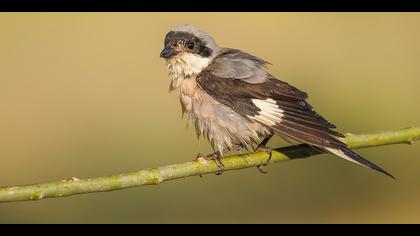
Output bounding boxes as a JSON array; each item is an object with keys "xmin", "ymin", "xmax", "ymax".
[{"xmin": 160, "ymin": 24, "xmax": 394, "ymax": 179}]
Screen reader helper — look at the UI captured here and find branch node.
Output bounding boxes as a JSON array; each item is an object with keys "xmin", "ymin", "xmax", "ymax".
[{"xmin": 62, "ymin": 177, "xmax": 80, "ymax": 183}]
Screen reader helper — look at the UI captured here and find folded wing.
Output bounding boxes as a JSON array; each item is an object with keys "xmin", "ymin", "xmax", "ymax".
[{"xmin": 196, "ymin": 48, "xmax": 394, "ymax": 178}]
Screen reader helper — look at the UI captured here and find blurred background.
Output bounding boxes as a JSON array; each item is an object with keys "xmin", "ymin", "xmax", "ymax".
[{"xmin": 0, "ymin": 13, "xmax": 419, "ymax": 223}]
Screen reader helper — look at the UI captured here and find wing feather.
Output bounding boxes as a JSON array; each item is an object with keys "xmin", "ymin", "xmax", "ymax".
[{"xmin": 195, "ymin": 48, "xmax": 394, "ymax": 178}]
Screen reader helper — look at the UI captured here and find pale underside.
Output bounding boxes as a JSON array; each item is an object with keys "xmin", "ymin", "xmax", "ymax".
[
  {"xmin": 180, "ymin": 76, "xmax": 272, "ymax": 152},
  {"xmin": 167, "ymin": 54, "xmax": 272, "ymax": 152}
]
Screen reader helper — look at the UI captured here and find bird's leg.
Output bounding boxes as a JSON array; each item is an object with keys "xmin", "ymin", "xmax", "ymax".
[
  {"xmin": 254, "ymin": 134, "xmax": 274, "ymax": 174},
  {"xmin": 196, "ymin": 143, "xmax": 249, "ymax": 176},
  {"xmin": 235, "ymin": 143, "xmax": 249, "ymax": 152},
  {"xmin": 255, "ymin": 134, "xmax": 274, "ymax": 161},
  {"xmin": 196, "ymin": 151, "xmax": 225, "ymax": 175}
]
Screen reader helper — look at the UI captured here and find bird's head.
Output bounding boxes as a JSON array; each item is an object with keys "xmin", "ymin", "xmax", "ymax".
[{"xmin": 161, "ymin": 24, "xmax": 220, "ymax": 90}]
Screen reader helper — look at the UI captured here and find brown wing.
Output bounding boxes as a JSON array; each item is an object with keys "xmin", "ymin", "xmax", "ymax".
[
  {"xmin": 196, "ymin": 49, "xmax": 394, "ymax": 178},
  {"xmin": 197, "ymin": 73, "xmax": 345, "ymax": 149}
]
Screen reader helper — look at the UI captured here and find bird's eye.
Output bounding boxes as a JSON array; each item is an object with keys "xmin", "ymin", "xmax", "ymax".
[{"xmin": 187, "ymin": 41, "xmax": 195, "ymax": 50}]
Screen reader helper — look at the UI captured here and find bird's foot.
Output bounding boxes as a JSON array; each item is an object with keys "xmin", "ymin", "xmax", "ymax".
[
  {"xmin": 254, "ymin": 144, "xmax": 273, "ymax": 174},
  {"xmin": 255, "ymin": 144, "xmax": 273, "ymax": 162},
  {"xmin": 196, "ymin": 151, "xmax": 225, "ymax": 175}
]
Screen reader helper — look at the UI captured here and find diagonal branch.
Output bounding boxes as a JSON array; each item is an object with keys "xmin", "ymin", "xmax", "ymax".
[{"xmin": 1, "ymin": 126, "xmax": 419, "ymax": 203}]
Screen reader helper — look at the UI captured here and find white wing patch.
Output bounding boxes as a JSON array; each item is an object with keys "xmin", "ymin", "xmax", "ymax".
[{"xmin": 249, "ymin": 98, "xmax": 284, "ymax": 126}]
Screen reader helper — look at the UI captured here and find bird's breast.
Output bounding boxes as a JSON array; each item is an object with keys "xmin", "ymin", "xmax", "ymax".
[
  {"xmin": 178, "ymin": 77, "xmax": 271, "ymax": 152},
  {"xmin": 180, "ymin": 76, "xmax": 200, "ymax": 97},
  {"xmin": 179, "ymin": 77, "xmax": 215, "ymax": 116}
]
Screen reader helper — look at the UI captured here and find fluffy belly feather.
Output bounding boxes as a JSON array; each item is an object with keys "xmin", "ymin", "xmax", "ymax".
[{"xmin": 179, "ymin": 78, "xmax": 271, "ymax": 152}]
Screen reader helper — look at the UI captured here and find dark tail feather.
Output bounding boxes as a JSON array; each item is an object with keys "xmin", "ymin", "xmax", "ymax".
[{"xmin": 323, "ymin": 147, "xmax": 396, "ymax": 180}]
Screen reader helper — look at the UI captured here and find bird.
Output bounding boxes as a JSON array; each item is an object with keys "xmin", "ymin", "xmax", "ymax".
[{"xmin": 160, "ymin": 24, "xmax": 394, "ymax": 179}]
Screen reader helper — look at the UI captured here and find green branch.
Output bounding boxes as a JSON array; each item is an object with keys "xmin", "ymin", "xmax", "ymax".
[{"xmin": 1, "ymin": 126, "xmax": 419, "ymax": 203}]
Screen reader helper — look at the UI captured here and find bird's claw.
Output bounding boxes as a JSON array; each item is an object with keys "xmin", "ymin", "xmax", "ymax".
[
  {"xmin": 254, "ymin": 145, "xmax": 272, "ymax": 174},
  {"xmin": 196, "ymin": 151, "xmax": 225, "ymax": 175},
  {"xmin": 254, "ymin": 145, "xmax": 273, "ymax": 162},
  {"xmin": 256, "ymin": 165, "xmax": 269, "ymax": 174}
]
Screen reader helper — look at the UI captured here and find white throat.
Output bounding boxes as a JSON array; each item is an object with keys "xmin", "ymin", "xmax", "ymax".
[{"xmin": 166, "ymin": 53, "xmax": 211, "ymax": 91}]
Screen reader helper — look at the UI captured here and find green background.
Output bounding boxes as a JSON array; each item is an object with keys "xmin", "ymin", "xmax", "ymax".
[{"xmin": 0, "ymin": 13, "xmax": 419, "ymax": 223}]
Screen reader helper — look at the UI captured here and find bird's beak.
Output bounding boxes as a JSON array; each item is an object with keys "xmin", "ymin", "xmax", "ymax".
[{"xmin": 160, "ymin": 47, "xmax": 177, "ymax": 59}]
